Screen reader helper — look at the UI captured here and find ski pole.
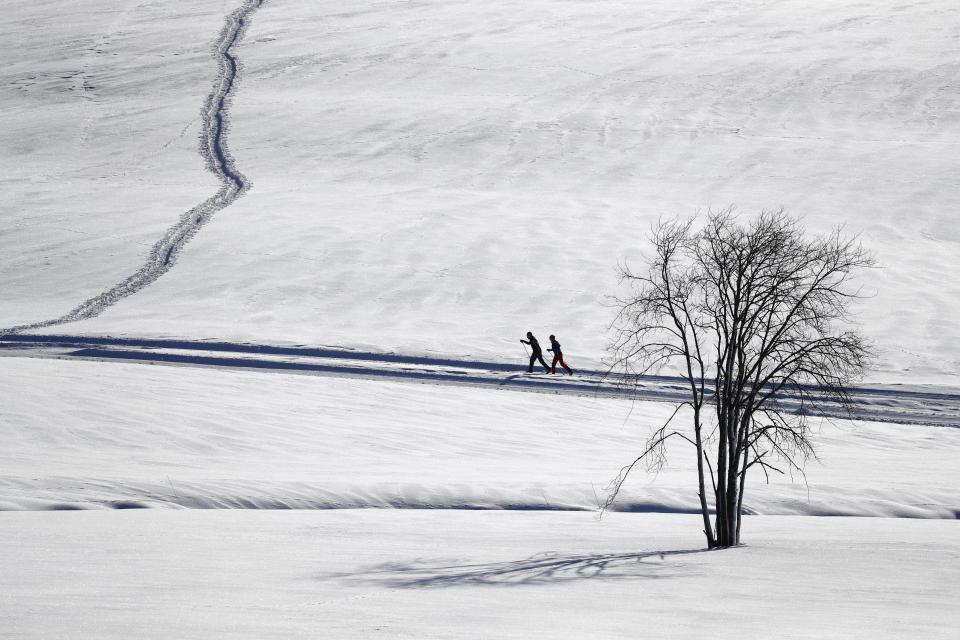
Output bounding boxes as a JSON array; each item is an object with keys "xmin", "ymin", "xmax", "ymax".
[{"xmin": 520, "ymin": 341, "xmax": 531, "ymax": 371}]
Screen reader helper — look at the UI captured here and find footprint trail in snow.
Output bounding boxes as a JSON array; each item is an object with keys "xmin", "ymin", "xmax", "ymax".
[{"xmin": 4, "ymin": 0, "xmax": 266, "ymax": 334}]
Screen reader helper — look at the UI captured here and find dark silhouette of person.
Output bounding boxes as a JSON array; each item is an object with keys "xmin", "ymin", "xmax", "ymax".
[
  {"xmin": 521, "ymin": 331, "xmax": 551, "ymax": 373},
  {"xmin": 547, "ymin": 334, "xmax": 573, "ymax": 375}
]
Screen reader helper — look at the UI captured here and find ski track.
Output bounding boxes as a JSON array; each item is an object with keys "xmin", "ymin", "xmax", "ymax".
[
  {"xmin": 2, "ymin": 334, "xmax": 958, "ymax": 428},
  {"xmin": 2, "ymin": 0, "xmax": 265, "ymax": 334}
]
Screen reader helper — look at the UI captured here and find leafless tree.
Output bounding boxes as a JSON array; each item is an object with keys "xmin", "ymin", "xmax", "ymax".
[{"xmin": 605, "ymin": 209, "xmax": 874, "ymax": 547}]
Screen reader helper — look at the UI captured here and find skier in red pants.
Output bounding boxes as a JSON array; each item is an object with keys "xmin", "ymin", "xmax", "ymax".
[{"xmin": 547, "ymin": 334, "xmax": 573, "ymax": 375}]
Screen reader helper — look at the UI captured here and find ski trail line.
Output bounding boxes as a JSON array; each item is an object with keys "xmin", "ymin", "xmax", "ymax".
[
  {"xmin": 3, "ymin": 335, "xmax": 959, "ymax": 428},
  {"xmin": 3, "ymin": 0, "xmax": 265, "ymax": 334}
]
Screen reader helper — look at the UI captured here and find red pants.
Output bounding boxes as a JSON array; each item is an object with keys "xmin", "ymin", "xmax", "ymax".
[{"xmin": 551, "ymin": 352, "xmax": 573, "ymax": 375}]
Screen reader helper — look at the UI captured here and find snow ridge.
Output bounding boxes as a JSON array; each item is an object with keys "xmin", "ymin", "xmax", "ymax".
[
  {"xmin": 2, "ymin": 479, "xmax": 956, "ymax": 519},
  {"xmin": 3, "ymin": 0, "xmax": 265, "ymax": 334}
]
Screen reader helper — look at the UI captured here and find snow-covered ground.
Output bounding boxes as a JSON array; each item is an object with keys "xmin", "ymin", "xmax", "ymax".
[
  {"xmin": 2, "ymin": 355, "xmax": 958, "ymax": 637},
  {"xmin": 4, "ymin": 0, "xmax": 960, "ymax": 382},
  {"xmin": 3, "ymin": 1, "xmax": 959, "ymax": 637},
  {"xmin": 3, "ymin": 511, "xmax": 958, "ymax": 639},
  {"xmin": 1, "ymin": 355, "xmax": 957, "ymax": 516}
]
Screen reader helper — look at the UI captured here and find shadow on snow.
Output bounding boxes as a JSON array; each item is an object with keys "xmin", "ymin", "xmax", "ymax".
[
  {"xmin": 334, "ymin": 548, "xmax": 713, "ymax": 588},
  {"xmin": 2, "ymin": 334, "xmax": 959, "ymax": 425}
]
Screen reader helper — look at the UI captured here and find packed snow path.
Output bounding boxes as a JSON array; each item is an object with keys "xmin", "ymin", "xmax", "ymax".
[
  {"xmin": 4, "ymin": 0, "xmax": 264, "ymax": 334},
  {"xmin": 2, "ymin": 334, "xmax": 958, "ymax": 428}
]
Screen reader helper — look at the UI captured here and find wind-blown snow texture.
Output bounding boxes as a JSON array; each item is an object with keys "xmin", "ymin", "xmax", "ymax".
[
  {"xmin": 2, "ymin": 0, "xmax": 959, "ymax": 383},
  {"xmin": 2, "ymin": 357, "xmax": 957, "ymax": 516},
  {"xmin": 4, "ymin": 0, "xmax": 263, "ymax": 333},
  {"xmin": 3, "ymin": 3, "xmax": 959, "ymax": 637}
]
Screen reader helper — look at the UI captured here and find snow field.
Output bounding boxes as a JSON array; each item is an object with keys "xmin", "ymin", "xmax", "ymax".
[
  {"xmin": 2, "ymin": 1, "xmax": 959, "ymax": 636},
  {"xmin": 2, "ymin": 0, "xmax": 956, "ymax": 382},
  {"xmin": 1, "ymin": 1, "xmax": 227, "ymax": 322},
  {"xmin": 1, "ymin": 356, "xmax": 957, "ymax": 517},
  {"xmin": 1, "ymin": 510, "xmax": 957, "ymax": 639}
]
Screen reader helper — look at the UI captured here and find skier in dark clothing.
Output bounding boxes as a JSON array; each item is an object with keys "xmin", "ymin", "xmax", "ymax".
[
  {"xmin": 547, "ymin": 334, "xmax": 573, "ymax": 375},
  {"xmin": 521, "ymin": 331, "xmax": 551, "ymax": 373}
]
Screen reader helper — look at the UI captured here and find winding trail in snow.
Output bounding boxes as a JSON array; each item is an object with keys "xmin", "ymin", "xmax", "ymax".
[{"xmin": 4, "ymin": 0, "xmax": 265, "ymax": 334}]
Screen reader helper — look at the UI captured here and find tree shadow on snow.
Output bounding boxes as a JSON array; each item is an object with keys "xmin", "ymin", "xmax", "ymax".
[{"xmin": 335, "ymin": 548, "xmax": 709, "ymax": 588}]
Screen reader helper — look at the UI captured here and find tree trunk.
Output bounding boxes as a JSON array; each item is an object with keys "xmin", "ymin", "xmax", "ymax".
[
  {"xmin": 714, "ymin": 417, "xmax": 728, "ymax": 546},
  {"xmin": 713, "ymin": 411, "xmax": 741, "ymax": 547},
  {"xmin": 693, "ymin": 406, "xmax": 716, "ymax": 548}
]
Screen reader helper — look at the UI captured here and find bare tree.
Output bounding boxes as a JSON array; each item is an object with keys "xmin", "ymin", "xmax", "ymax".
[{"xmin": 606, "ymin": 209, "xmax": 874, "ymax": 548}]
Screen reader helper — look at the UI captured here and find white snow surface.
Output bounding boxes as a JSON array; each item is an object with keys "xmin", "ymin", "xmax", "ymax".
[
  {"xmin": 2, "ymin": 356, "xmax": 957, "ymax": 517},
  {"xmin": 3, "ymin": 0, "xmax": 960, "ymax": 382},
  {"xmin": 2, "ymin": 511, "xmax": 958, "ymax": 639},
  {"xmin": 3, "ymin": 2, "xmax": 960, "ymax": 636}
]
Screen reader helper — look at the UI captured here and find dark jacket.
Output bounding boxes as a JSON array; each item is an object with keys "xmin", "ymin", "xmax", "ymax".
[
  {"xmin": 549, "ymin": 338, "xmax": 562, "ymax": 354},
  {"xmin": 522, "ymin": 336, "xmax": 543, "ymax": 354}
]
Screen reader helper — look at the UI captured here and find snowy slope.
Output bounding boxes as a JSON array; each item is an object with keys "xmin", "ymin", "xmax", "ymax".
[
  {"xmin": 1, "ymin": 1, "xmax": 226, "ymax": 321},
  {"xmin": 2, "ymin": 355, "xmax": 958, "ymax": 635},
  {"xmin": 3, "ymin": 0, "xmax": 960, "ymax": 382},
  {"xmin": 3, "ymin": 4, "xmax": 959, "ymax": 636},
  {"xmin": 2, "ymin": 356, "xmax": 957, "ymax": 517}
]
